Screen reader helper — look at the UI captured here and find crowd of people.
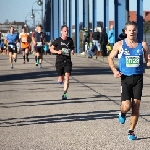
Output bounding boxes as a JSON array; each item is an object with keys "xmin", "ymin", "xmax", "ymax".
[{"xmin": 81, "ymin": 25, "xmax": 127, "ymax": 58}]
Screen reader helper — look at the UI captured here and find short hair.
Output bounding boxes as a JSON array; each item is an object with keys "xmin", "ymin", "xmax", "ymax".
[
  {"xmin": 10, "ymin": 26, "xmax": 14, "ymax": 29},
  {"xmin": 125, "ymin": 21, "xmax": 137, "ymax": 30},
  {"xmin": 22, "ymin": 26, "xmax": 26, "ymax": 29},
  {"xmin": 61, "ymin": 25, "xmax": 68, "ymax": 30},
  {"xmin": 37, "ymin": 24, "xmax": 43, "ymax": 29}
]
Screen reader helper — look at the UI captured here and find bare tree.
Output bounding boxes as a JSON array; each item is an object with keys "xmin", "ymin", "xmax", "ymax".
[{"xmin": 3, "ymin": 19, "xmax": 9, "ymax": 24}]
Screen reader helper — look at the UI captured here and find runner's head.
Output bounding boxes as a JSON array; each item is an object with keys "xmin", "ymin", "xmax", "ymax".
[
  {"xmin": 37, "ymin": 25, "xmax": 42, "ymax": 33},
  {"xmin": 125, "ymin": 21, "xmax": 137, "ymax": 40},
  {"xmin": 61, "ymin": 25, "xmax": 68, "ymax": 38},
  {"xmin": 10, "ymin": 26, "xmax": 14, "ymax": 34},
  {"xmin": 22, "ymin": 27, "xmax": 26, "ymax": 33}
]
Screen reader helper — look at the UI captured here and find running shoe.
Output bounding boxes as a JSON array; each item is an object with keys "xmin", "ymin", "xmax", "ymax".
[
  {"xmin": 128, "ymin": 130, "xmax": 137, "ymax": 140},
  {"xmin": 118, "ymin": 113, "xmax": 126, "ymax": 124},
  {"xmin": 39, "ymin": 64, "xmax": 42, "ymax": 68},
  {"xmin": 11, "ymin": 65, "xmax": 13, "ymax": 69},
  {"xmin": 62, "ymin": 94, "xmax": 67, "ymax": 100}
]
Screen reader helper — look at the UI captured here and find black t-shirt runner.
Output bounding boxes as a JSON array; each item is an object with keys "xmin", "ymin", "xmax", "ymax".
[
  {"xmin": 51, "ymin": 37, "xmax": 75, "ymax": 62},
  {"xmin": 34, "ymin": 32, "xmax": 45, "ymax": 48}
]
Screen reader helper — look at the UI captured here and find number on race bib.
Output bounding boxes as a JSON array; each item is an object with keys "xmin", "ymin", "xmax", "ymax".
[
  {"xmin": 37, "ymin": 42, "xmax": 42, "ymax": 46},
  {"xmin": 10, "ymin": 45, "xmax": 14, "ymax": 48},
  {"xmin": 126, "ymin": 56, "xmax": 140, "ymax": 67},
  {"xmin": 22, "ymin": 37, "xmax": 27, "ymax": 42},
  {"xmin": 62, "ymin": 48, "xmax": 70, "ymax": 56}
]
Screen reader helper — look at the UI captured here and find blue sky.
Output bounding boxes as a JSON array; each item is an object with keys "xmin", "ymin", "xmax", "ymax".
[{"xmin": 0, "ymin": 0, "xmax": 150, "ymax": 26}]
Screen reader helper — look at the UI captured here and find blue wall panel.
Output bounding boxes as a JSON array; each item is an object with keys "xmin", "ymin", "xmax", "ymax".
[
  {"xmin": 114, "ymin": 0, "xmax": 126, "ymax": 42},
  {"xmin": 137, "ymin": 0, "xmax": 143, "ymax": 42},
  {"xmin": 75, "ymin": 0, "xmax": 80, "ymax": 53}
]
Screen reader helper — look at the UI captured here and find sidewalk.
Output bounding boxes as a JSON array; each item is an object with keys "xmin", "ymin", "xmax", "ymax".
[{"xmin": 77, "ymin": 53, "xmax": 150, "ymax": 76}]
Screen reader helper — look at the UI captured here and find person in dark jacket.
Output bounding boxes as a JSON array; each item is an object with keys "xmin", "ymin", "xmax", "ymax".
[
  {"xmin": 99, "ymin": 27, "xmax": 108, "ymax": 56},
  {"xmin": 82, "ymin": 27, "xmax": 90, "ymax": 54},
  {"xmin": 118, "ymin": 29, "xmax": 127, "ymax": 41},
  {"xmin": 92, "ymin": 28, "xmax": 100, "ymax": 51}
]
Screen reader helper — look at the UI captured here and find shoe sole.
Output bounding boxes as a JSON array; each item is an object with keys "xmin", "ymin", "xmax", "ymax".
[{"xmin": 128, "ymin": 136, "xmax": 137, "ymax": 141}]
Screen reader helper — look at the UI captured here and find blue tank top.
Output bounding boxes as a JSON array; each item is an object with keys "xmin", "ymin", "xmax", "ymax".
[
  {"xmin": 6, "ymin": 33, "xmax": 18, "ymax": 46},
  {"xmin": 118, "ymin": 40, "xmax": 144, "ymax": 76}
]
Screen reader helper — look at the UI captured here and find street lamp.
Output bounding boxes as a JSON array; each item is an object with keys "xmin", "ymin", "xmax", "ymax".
[
  {"xmin": 30, "ymin": 0, "xmax": 43, "ymax": 29},
  {"xmin": 37, "ymin": 0, "xmax": 43, "ymax": 6},
  {"xmin": 30, "ymin": 12, "xmax": 35, "ymax": 19}
]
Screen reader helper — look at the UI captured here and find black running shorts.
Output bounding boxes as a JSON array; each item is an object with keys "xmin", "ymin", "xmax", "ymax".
[
  {"xmin": 121, "ymin": 74, "xmax": 143, "ymax": 101},
  {"xmin": 56, "ymin": 60, "xmax": 72, "ymax": 76},
  {"xmin": 36, "ymin": 47, "xmax": 43, "ymax": 53},
  {"xmin": 8, "ymin": 45, "xmax": 17, "ymax": 53},
  {"xmin": 22, "ymin": 47, "xmax": 29, "ymax": 51}
]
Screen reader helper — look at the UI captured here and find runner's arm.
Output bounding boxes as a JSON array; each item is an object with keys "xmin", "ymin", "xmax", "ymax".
[
  {"xmin": 50, "ymin": 45, "xmax": 60, "ymax": 54},
  {"xmin": 108, "ymin": 42, "xmax": 120, "ymax": 73},
  {"xmin": 142, "ymin": 42, "xmax": 149, "ymax": 64},
  {"xmin": 32, "ymin": 34, "xmax": 36, "ymax": 46}
]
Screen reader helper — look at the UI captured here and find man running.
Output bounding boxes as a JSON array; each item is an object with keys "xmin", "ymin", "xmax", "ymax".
[
  {"xmin": 19, "ymin": 27, "xmax": 30, "ymax": 63},
  {"xmin": 50, "ymin": 25, "xmax": 75, "ymax": 100},
  {"xmin": 32, "ymin": 25, "xmax": 45, "ymax": 68},
  {"xmin": 108, "ymin": 21, "xmax": 150, "ymax": 140},
  {"xmin": 6, "ymin": 26, "xmax": 19, "ymax": 69}
]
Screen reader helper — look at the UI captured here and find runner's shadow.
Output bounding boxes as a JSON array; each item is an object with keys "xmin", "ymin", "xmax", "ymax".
[{"xmin": 137, "ymin": 137, "xmax": 150, "ymax": 140}]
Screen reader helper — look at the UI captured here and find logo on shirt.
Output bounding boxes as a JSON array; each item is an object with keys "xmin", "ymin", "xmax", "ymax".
[
  {"xmin": 61, "ymin": 42, "xmax": 69, "ymax": 47},
  {"xmin": 124, "ymin": 51, "xmax": 130, "ymax": 55}
]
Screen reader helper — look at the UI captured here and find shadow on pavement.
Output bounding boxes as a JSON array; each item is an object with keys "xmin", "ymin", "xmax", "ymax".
[
  {"xmin": 0, "ymin": 70, "xmax": 56, "ymax": 82},
  {"xmin": 137, "ymin": 137, "xmax": 150, "ymax": 140},
  {"xmin": 0, "ymin": 96, "xmax": 110, "ymax": 108},
  {"xmin": 0, "ymin": 66, "xmax": 112, "ymax": 82},
  {"xmin": 0, "ymin": 110, "xmax": 119, "ymax": 127}
]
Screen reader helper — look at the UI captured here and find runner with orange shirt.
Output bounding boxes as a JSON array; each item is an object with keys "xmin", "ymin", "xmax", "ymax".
[{"xmin": 19, "ymin": 27, "xmax": 30, "ymax": 64}]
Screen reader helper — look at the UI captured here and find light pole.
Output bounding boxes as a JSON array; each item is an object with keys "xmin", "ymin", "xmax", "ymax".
[
  {"xmin": 24, "ymin": 12, "xmax": 34, "ymax": 32},
  {"xmin": 37, "ymin": 0, "xmax": 43, "ymax": 28},
  {"xmin": 30, "ymin": 0, "xmax": 43, "ymax": 29},
  {"xmin": 24, "ymin": 20, "xmax": 33, "ymax": 33}
]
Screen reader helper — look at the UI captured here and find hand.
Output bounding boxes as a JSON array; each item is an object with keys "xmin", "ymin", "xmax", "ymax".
[
  {"xmin": 147, "ymin": 62, "xmax": 150, "ymax": 66},
  {"xmin": 71, "ymin": 50, "xmax": 74, "ymax": 55},
  {"xmin": 113, "ymin": 70, "xmax": 122, "ymax": 78},
  {"xmin": 57, "ymin": 50, "xmax": 62, "ymax": 54},
  {"xmin": 33, "ymin": 42, "xmax": 36, "ymax": 46}
]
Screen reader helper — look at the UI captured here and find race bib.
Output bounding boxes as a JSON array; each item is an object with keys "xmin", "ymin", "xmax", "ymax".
[
  {"xmin": 9, "ymin": 45, "xmax": 15, "ymax": 48},
  {"xmin": 62, "ymin": 48, "xmax": 70, "ymax": 56},
  {"xmin": 126, "ymin": 56, "xmax": 140, "ymax": 67},
  {"xmin": 22, "ymin": 37, "xmax": 27, "ymax": 42},
  {"xmin": 37, "ymin": 42, "xmax": 42, "ymax": 46}
]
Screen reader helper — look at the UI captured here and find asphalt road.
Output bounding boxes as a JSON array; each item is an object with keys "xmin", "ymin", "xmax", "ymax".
[{"xmin": 0, "ymin": 54, "xmax": 150, "ymax": 150}]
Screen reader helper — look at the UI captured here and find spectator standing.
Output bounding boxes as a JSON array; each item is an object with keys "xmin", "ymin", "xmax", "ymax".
[
  {"xmin": 92, "ymin": 28, "xmax": 100, "ymax": 51},
  {"xmin": 118, "ymin": 28, "xmax": 127, "ymax": 41},
  {"xmin": 81, "ymin": 27, "xmax": 90, "ymax": 55},
  {"xmin": 108, "ymin": 25, "xmax": 115, "ymax": 49},
  {"xmin": 99, "ymin": 28, "xmax": 108, "ymax": 56}
]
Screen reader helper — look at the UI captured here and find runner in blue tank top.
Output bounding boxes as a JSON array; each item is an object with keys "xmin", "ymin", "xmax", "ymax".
[
  {"xmin": 6, "ymin": 26, "xmax": 19, "ymax": 69},
  {"xmin": 108, "ymin": 21, "xmax": 150, "ymax": 140}
]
